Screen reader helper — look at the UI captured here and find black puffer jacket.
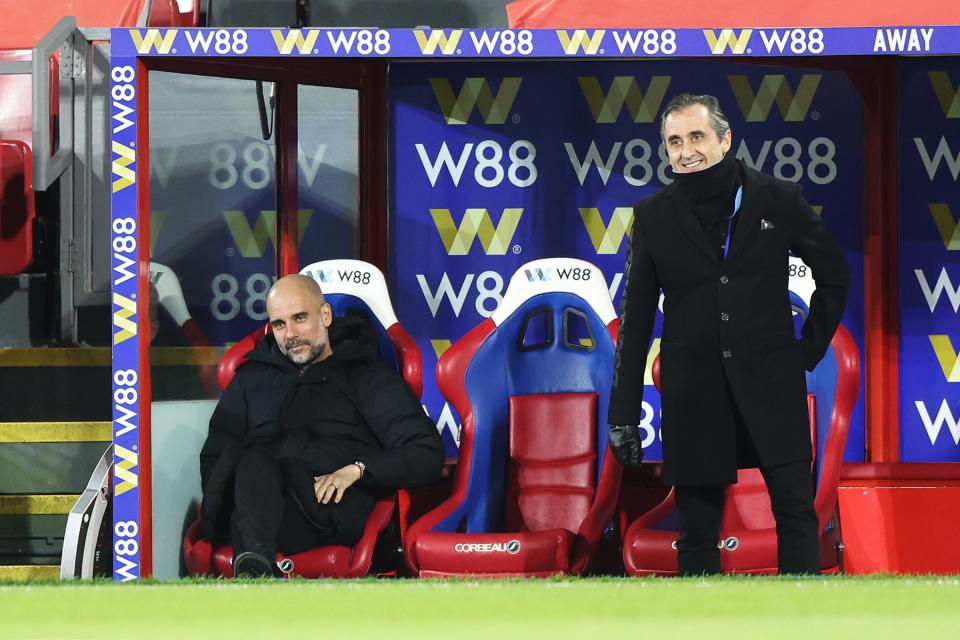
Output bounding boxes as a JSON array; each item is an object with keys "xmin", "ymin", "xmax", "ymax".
[{"xmin": 200, "ymin": 316, "xmax": 443, "ymax": 537}]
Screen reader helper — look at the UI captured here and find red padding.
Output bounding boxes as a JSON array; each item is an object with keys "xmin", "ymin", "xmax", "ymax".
[
  {"xmin": 217, "ymin": 324, "xmax": 270, "ymax": 392},
  {"xmin": 505, "ymin": 393, "xmax": 597, "ymax": 533},
  {"xmin": 0, "ymin": 140, "xmax": 35, "ymax": 275},
  {"xmin": 387, "ymin": 322, "xmax": 423, "ymax": 399},
  {"xmin": 412, "ymin": 530, "xmax": 573, "ymax": 577},
  {"xmin": 183, "ymin": 495, "xmax": 396, "ymax": 578}
]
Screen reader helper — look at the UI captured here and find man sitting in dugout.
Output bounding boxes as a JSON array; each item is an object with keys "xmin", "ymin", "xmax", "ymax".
[{"xmin": 200, "ymin": 274, "xmax": 444, "ymax": 577}]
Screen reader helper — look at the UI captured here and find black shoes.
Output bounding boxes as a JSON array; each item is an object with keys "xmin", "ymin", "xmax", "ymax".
[{"xmin": 233, "ymin": 551, "xmax": 275, "ymax": 578}]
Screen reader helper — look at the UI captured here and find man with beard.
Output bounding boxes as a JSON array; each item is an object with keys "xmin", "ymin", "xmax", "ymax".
[
  {"xmin": 200, "ymin": 274, "xmax": 443, "ymax": 577},
  {"xmin": 608, "ymin": 94, "xmax": 849, "ymax": 575}
]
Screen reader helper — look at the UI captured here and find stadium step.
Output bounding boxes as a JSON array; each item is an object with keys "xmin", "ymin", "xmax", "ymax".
[
  {"xmin": 0, "ymin": 419, "xmax": 111, "ymax": 571},
  {"xmin": 0, "ymin": 565, "xmax": 60, "ymax": 580}
]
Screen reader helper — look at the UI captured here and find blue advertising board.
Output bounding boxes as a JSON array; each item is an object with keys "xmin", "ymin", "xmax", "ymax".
[{"xmin": 898, "ymin": 60, "xmax": 960, "ymax": 461}]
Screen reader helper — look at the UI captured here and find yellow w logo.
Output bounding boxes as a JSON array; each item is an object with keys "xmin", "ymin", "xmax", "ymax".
[
  {"xmin": 114, "ymin": 444, "xmax": 139, "ymax": 496},
  {"xmin": 578, "ymin": 207, "xmax": 634, "ymax": 254},
  {"xmin": 431, "ymin": 339, "xmax": 453, "ymax": 358},
  {"xmin": 271, "ymin": 29, "xmax": 320, "ymax": 54},
  {"xmin": 703, "ymin": 29, "xmax": 752, "ymax": 54},
  {"xmin": 930, "ymin": 335, "xmax": 960, "ymax": 382},
  {"xmin": 929, "ymin": 204, "xmax": 960, "ymax": 250},
  {"xmin": 556, "ymin": 29, "xmax": 605, "ymax": 55},
  {"xmin": 130, "ymin": 29, "xmax": 177, "ymax": 54},
  {"xmin": 414, "ymin": 29, "xmax": 462, "ymax": 55},
  {"xmin": 224, "ymin": 210, "xmax": 315, "ymax": 258},
  {"xmin": 929, "ymin": 72, "xmax": 960, "ymax": 118},
  {"xmin": 111, "ymin": 141, "xmax": 135, "ymax": 193},
  {"xmin": 728, "ymin": 74, "xmax": 822, "ymax": 122},
  {"xmin": 430, "ymin": 208, "xmax": 523, "ymax": 255},
  {"xmin": 113, "ymin": 293, "xmax": 137, "ymax": 345},
  {"xmin": 578, "ymin": 76, "xmax": 671, "ymax": 124},
  {"xmin": 429, "ymin": 78, "xmax": 521, "ymax": 125}
]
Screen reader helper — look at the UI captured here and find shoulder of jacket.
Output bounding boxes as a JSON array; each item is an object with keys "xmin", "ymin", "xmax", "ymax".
[{"xmin": 744, "ymin": 163, "xmax": 800, "ymax": 197}]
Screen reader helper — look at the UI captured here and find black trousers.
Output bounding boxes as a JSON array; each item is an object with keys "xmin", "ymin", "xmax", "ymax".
[
  {"xmin": 674, "ymin": 460, "xmax": 820, "ymax": 576},
  {"xmin": 229, "ymin": 447, "xmax": 374, "ymax": 559}
]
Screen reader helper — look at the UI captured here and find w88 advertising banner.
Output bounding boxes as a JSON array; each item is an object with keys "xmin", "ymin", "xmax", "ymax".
[
  {"xmin": 390, "ymin": 61, "xmax": 866, "ymax": 461},
  {"xmin": 899, "ymin": 60, "xmax": 960, "ymax": 461}
]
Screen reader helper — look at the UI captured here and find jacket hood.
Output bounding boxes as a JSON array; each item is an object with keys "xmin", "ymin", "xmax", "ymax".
[{"xmin": 246, "ymin": 315, "xmax": 379, "ymax": 368}]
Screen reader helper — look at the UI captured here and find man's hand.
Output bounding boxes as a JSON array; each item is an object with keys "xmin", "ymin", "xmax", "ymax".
[
  {"xmin": 313, "ymin": 464, "xmax": 363, "ymax": 505},
  {"xmin": 609, "ymin": 424, "xmax": 644, "ymax": 467}
]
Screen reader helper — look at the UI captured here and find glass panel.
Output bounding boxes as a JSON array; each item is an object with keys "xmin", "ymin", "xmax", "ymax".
[
  {"xmin": 296, "ymin": 84, "xmax": 359, "ymax": 268},
  {"xmin": 148, "ymin": 71, "xmax": 278, "ymax": 401}
]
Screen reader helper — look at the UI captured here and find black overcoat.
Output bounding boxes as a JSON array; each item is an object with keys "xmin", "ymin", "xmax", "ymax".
[
  {"xmin": 199, "ymin": 316, "xmax": 444, "ymax": 538},
  {"xmin": 609, "ymin": 162, "xmax": 849, "ymax": 485}
]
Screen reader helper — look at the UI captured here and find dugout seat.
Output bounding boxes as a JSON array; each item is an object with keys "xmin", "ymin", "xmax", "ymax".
[
  {"xmin": 0, "ymin": 140, "xmax": 35, "ymax": 275},
  {"xmin": 622, "ymin": 294, "xmax": 860, "ymax": 575},
  {"xmin": 184, "ymin": 259, "xmax": 421, "ymax": 578},
  {"xmin": 404, "ymin": 258, "xmax": 623, "ymax": 577}
]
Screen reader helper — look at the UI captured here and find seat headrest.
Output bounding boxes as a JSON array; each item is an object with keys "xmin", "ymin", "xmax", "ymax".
[
  {"xmin": 491, "ymin": 258, "xmax": 616, "ymax": 327},
  {"xmin": 299, "ymin": 259, "xmax": 399, "ymax": 330}
]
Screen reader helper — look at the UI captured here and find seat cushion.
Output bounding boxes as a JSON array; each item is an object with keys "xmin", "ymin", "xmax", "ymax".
[
  {"xmin": 412, "ymin": 529, "xmax": 574, "ymax": 577},
  {"xmin": 504, "ymin": 393, "xmax": 597, "ymax": 533},
  {"xmin": 203, "ymin": 542, "xmax": 353, "ymax": 578}
]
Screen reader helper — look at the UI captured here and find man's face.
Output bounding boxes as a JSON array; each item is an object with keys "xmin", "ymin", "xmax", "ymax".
[
  {"xmin": 662, "ymin": 104, "xmax": 732, "ymax": 173},
  {"xmin": 267, "ymin": 284, "xmax": 333, "ymax": 366}
]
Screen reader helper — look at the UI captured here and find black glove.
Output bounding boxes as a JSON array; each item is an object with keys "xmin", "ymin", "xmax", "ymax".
[{"xmin": 608, "ymin": 424, "xmax": 644, "ymax": 467}]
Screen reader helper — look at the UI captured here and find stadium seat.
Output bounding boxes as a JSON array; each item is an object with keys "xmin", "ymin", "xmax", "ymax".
[
  {"xmin": 622, "ymin": 294, "xmax": 860, "ymax": 575},
  {"xmin": 404, "ymin": 258, "xmax": 623, "ymax": 578},
  {"xmin": 184, "ymin": 259, "xmax": 421, "ymax": 578},
  {"xmin": 0, "ymin": 140, "xmax": 35, "ymax": 275}
]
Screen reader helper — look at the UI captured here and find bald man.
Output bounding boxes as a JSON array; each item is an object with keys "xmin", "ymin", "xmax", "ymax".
[{"xmin": 200, "ymin": 275, "xmax": 443, "ymax": 577}]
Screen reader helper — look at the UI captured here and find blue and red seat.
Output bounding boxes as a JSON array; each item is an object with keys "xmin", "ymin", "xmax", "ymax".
[
  {"xmin": 404, "ymin": 258, "xmax": 623, "ymax": 577},
  {"xmin": 622, "ymin": 294, "xmax": 860, "ymax": 575},
  {"xmin": 183, "ymin": 259, "xmax": 421, "ymax": 578}
]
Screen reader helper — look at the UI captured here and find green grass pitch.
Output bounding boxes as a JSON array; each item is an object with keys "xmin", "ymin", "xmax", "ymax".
[{"xmin": 1, "ymin": 576, "xmax": 958, "ymax": 639}]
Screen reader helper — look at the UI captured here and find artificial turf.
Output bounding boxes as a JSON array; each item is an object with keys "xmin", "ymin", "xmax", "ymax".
[{"xmin": 1, "ymin": 576, "xmax": 958, "ymax": 639}]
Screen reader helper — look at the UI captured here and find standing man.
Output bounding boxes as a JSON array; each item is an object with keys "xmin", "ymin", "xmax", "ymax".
[
  {"xmin": 200, "ymin": 274, "xmax": 443, "ymax": 577},
  {"xmin": 608, "ymin": 94, "xmax": 849, "ymax": 575}
]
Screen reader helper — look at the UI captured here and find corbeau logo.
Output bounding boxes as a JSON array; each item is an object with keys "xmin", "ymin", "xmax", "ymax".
[
  {"xmin": 578, "ymin": 76, "xmax": 671, "ymax": 124},
  {"xmin": 112, "ymin": 293, "xmax": 137, "ymax": 345},
  {"xmin": 579, "ymin": 207, "xmax": 634, "ymax": 254},
  {"xmin": 414, "ymin": 29, "xmax": 462, "ymax": 55},
  {"xmin": 130, "ymin": 29, "xmax": 177, "ymax": 54},
  {"xmin": 929, "ymin": 204, "xmax": 960, "ymax": 250},
  {"xmin": 728, "ymin": 74, "xmax": 821, "ymax": 122},
  {"xmin": 429, "ymin": 78, "xmax": 522, "ymax": 125},
  {"xmin": 114, "ymin": 444, "xmax": 139, "ymax": 496},
  {"xmin": 223, "ymin": 210, "xmax": 314, "ymax": 258},
  {"xmin": 430, "ymin": 208, "xmax": 523, "ymax": 255},
  {"xmin": 271, "ymin": 29, "xmax": 320, "ymax": 54},
  {"xmin": 703, "ymin": 29, "xmax": 752, "ymax": 55},
  {"xmin": 454, "ymin": 540, "xmax": 521, "ymax": 554},
  {"xmin": 929, "ymin": 335, "xmax": 960, "ymax": 382},
  {"xmin": 111, "ymin": 141, "xmax": 136, "ymax": 193},
  {"xmin": 928, "ymin": 72, "xmax": 960, "ymax": 119},
  {"xmin": 556, "ymin": 29, "xmax": 605, "ymax": 55}
]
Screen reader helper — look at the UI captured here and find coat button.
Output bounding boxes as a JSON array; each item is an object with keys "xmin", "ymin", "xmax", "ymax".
[
  {"xmin": 720, "ymin": 275, "xmax": 729, "ymax": 284},
  {"xmin": 722, "ymin": 350, "xmax": 733, "ymax": 359},
  {"xmin": 720, "ymin": 312, "xmax": 729, "ymax": 321}
]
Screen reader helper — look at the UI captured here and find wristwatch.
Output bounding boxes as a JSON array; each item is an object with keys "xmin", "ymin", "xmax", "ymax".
[{"xmin": 353, "ymin": 460, "xmax": 366, "ymax": 478}]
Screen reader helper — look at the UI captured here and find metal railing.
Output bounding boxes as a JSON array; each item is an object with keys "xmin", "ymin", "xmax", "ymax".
[{"xmin": 0, "ymin": 16, "xmax": 76, "ymax": 191}]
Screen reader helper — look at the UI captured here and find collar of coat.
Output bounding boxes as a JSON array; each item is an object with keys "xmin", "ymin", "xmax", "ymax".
[{"xmin": 663, "ymin": 160, "xmax": 771, "ymax": 265}]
